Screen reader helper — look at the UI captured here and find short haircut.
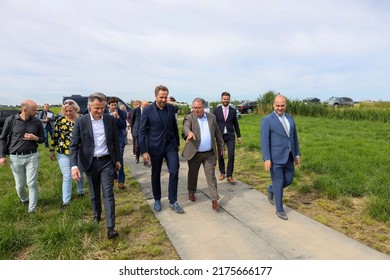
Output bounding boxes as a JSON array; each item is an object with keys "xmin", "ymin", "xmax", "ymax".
[
  {"xmin": 192, "ymin": 97, "xmax": 205, "ymax": 106},
  {"xmin": 88, "ymin": 92, "xmax": 107, "ymax": 105},
  {"xmin": 221, "ymin": 92, "xmax": 231, "ymax": 98},
  {"xmin": 107, "ymin": 97, "xmax": 118, "ymax": 104},
  {"xmin": 155, "ymin": 85, "xmax": 169, "ymax": 96}
]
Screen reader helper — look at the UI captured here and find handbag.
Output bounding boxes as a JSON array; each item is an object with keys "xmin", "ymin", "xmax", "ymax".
[{"xmin": 4, "ymin": 115, "xmax": 16, "ymax": 155}]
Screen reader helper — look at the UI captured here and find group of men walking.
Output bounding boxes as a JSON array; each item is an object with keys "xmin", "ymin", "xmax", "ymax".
[{"xmin": 0, "ymin": 86, "xmax": 301, "ymax": 240}]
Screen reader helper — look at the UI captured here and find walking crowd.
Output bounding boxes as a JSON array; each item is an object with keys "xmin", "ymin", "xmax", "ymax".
[{"xmin": 0, "ymin": 86, "xmax": 300, "ymax": 239}]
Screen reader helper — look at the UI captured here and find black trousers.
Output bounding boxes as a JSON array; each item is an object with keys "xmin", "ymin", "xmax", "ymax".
[{"xmin": 86, "ymin": 156, "xmax": 116, "ymax": 228}]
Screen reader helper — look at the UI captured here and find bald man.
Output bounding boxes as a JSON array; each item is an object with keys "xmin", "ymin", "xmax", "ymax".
[
  {"xmin": 0, "ymin": 100, "xmax": 45, "ymax": 213},
  {"xmin": 260, "ymin": 95, "xmax": 301, "ymax": 220}
]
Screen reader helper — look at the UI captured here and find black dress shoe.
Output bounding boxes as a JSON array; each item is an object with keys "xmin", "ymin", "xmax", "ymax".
[
  {"xmin": 60, "ymin": 203, "xmax": 69, "ymax": 211},
  {"xmin": 107, "ymin": 228, "xmax": 119, "ymax": 239},
  {"xmin": 93, "ymin": 217, "xmax": 101, "ymax": 223},
  {"xmin": 266, "ymin": 185, "xmax": 275, "ymax": 205}
]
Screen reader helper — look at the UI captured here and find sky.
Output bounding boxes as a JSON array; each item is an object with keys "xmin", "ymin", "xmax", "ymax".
[{"xmin": 1, "ymin": 0, "xmax": 390, "ymax": 106}]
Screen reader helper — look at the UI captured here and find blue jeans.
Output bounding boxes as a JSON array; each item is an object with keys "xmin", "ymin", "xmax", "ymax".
[
  {"xmin": 44, "ymin": 125, "xmax": 54, "ymax": 148},
  {"xmin": 10, "ymin": 152, "xmax": 40, "ymax": 213},
  {"xmin": 57, "ymin": 153, "xmax": 85, "ymax": 204}
]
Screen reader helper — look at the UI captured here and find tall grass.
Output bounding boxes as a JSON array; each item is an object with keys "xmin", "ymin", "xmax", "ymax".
[{"xmin": 237, "ymin": 113, "xmax": 390, "ymax": 223}]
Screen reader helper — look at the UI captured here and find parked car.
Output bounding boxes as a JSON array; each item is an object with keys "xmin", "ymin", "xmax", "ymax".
[
  {"xmin": 327, "ymin": 97, "xmax": 354, "ymax": 107},
  {"xmin": 303, "ymin": 97, "xmax": 321, "ymax": 104},
  {"xmin": 215, "ymin": 104, "xmax": 241, "ymax": 119},
  {"xmin": 237, "ymin": 101, "xmax": 258, "ymax": 114}
]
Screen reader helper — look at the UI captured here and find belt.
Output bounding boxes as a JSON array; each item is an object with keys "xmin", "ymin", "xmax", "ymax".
[
  {"xmin": 93, "ymin": 154, "xmax": 110, "ymax": 160},
  {"xmin": 10, "ymin": 150, "xmax": 37, "ymax": 156},
  {"xmin": 197, "ymin": 150, "xmax": 212, "ymax": 154}
]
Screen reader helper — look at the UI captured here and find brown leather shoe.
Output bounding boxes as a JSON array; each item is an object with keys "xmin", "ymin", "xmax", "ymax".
[
  {"xmin": 117, "ymin": 183, "xmax": 125, "ymax": 189},
  {"xmin": 212, "ymin": 200, "xmax": 219, "ymax": 210},
  {"xmin": 188, "ymin": 192, "xmax": 196, "ymax": 202},
  {"xmin": 218, "ymin": 173, "xmax": 225, "ymax": 180},
  {"xmin": 227, "ymin": 177, "xmax": 236, "ymax": 184}
]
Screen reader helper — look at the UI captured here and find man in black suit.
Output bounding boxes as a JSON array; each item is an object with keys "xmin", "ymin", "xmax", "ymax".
[
  {"xmin": 107, "ymin": 97, "xmax": 127, "ymax": 189},
  {"xmin": 130, "ymin": 100, "xmax": 150, "ymax": 165},
  {"xmin": 213, "ymin": 92, "xmax": 242, "ymax": 184},
  {"xmin": 70, "ymin": 92, "xmax": 121, "ymax": 239},
  {"xmin": 138, "ymin": 85, "xmax": 183, "ymax": 214}
]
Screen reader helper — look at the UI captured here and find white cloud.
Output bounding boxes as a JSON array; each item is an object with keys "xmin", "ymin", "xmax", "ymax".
[{"xmin": 0, "ymin": 0, "xmax": 390, "ymax": 105}]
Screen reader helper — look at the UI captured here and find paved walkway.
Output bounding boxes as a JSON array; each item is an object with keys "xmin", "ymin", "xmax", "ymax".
[{"xmin": 123, "ymin": 140, "xmax": 389, "ymax": 260}]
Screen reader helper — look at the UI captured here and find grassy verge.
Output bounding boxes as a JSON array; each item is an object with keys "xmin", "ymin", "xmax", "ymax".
[
  {"xmin": 0, "ymin": 147, "xmax": 179, "ymax": 259},
  {"xmin": 233, "ymin": 114, "xmax": 390, "ymax": 255}
]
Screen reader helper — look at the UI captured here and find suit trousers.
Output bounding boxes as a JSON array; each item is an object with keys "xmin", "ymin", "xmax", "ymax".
[
  {"xmin": 150, "ymin": 146, "xmax": 179, "ymax": 204},
  {"xmin": 117, "ymin": 138, "xmax": 126, "ymax": 184},
  {"xmin": 86, "ymin": 156, "xmax": 116, "ymax": 228},
  {"xmin": 269, "ymin": 155, "xmax": 295, "ymax": 212},
  {"xmin": 218, "ymin": 134, "xmax": 235, "ymax": 177},
  {"xmin": 187, "ymin": 150, "xmax": 219, "ymax": 201}
]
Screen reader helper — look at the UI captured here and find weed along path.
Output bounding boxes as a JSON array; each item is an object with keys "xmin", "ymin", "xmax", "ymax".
[{"xmin": 123, "ymin": 140, "xmax": 389, "ymax": 260}]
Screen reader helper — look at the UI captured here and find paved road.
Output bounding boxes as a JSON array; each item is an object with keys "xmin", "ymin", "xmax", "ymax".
[{"xmin": 123, "ymin": 141, "xmax": 389, "ymax": 260}]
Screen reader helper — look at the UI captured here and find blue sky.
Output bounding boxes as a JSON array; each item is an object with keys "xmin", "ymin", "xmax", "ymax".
[{"xmin": 1, "ymin": 0, "xmax": 389, "ymax": 106}]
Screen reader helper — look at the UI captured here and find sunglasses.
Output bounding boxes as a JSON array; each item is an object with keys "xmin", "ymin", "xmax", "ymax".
[{"xmin": 63, "ymin": 100, "xmax": 75, "ymax": 105}]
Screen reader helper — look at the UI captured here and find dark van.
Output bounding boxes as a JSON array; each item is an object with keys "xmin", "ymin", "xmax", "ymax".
[
  {"xmin": 62, "ymin": 95, "xmax": 132, "ymax": 114},
  {"xmin": 0, "ymin": 108, "xmax": 20, "ymax": 134}
]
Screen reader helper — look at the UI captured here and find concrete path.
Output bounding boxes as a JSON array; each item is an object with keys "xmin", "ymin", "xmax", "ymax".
[{"xmin": 123, "ymin": 141, "xmax": 389, "ymax": 260}]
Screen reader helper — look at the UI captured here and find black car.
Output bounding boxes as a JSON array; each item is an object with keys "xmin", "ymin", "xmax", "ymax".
[
  {"xmin": 237, "ymin": 101, "xmax": 258, "ymax": 114},
  {"xmin": 303, "ymin": 97, "xmax": 321, "ymax": 104}
]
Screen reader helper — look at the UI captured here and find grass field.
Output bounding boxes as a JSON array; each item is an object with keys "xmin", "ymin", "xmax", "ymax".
[{"xmin": 1, "ymin": 110, "xmax": 389, "ymax": 258}]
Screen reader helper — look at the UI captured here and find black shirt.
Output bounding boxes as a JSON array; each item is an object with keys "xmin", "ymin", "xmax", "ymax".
[{"xmin": 0, "ymin": 113, "xmax": 44, "ymax": 157}]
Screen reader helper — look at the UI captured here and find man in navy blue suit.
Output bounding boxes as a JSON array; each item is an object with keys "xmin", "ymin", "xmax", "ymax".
[
  {"xmin": 138, "ymin": 85, "xmax": 183, "ymax": 214},
  {"xmin": 213, "ymin": 92, "xmax": 241, "ymax": 184},
  {"xmin": 107, "ymin": 97, "xmax": 127, "ymax": 189},
  {"xmin": 260, "ymin": 94, "xmax": 301, "ymax": 220}
]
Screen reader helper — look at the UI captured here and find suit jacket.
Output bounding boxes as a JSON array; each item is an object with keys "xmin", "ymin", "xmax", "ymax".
[
  {"xmin": 213, "ymin": 105, "xmax": 241, "ymax": 140},
  {"xmin": 260, "ymin": 112, "xmax": 300, "ymax": 165},
  {"xmin": 111, "ymin": 108, "xmax": 127, "ymax": 143},
  {"xmin": 182, "ymin": 112, "xmax": 224, "ymax": 160},
  {"xmin": 138, "ymin": 102, "xmax": 179, "ymax": 156},
  {"xmin": 130, "ymin": 106, "xmax": 141, "ymax": 136},
  {"xmin": 37, "ymin": 110, "xmax": 56, "ymax": 128},
  {"xmin": 69, "ymin": 113, "xmax": 120, "ymax": 172}
]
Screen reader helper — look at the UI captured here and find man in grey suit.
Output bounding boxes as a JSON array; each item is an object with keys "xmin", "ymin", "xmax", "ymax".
[
  {"xmin": 182, "ymin": 98, "xmax": 224, "ymax": 210},
  {"xmin": 70, "ymin": 92, "xmax": 121, "ymax": 239},
  {"xmin": 260, "ymin": 94, "xmax": 301, "ymax": 220}
]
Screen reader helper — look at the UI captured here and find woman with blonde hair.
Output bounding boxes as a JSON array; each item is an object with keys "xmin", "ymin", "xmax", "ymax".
[{"xmin": 49, "ymin": 99, "xmax": 85, "ymax": 210}]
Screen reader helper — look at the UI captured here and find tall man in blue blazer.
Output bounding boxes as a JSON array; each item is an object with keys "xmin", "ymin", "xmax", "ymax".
[
  {"xmin": 213, "ymin": 92, "xmax": 241, "ymax": 184},
  {"xmin": 260, "ymin": 94, "xmax": 301, "ymax": 220},
  {"xmin": 70, "ymin": 92, "xmax": 121, "ymax": 239},
  {"xmin": 138, "ymin": 85, "xmax": 183, "ymax": 214}
]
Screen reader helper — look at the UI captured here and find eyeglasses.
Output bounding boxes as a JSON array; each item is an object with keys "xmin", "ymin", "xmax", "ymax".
[{"xmin": 63, "ymin": 100, "xmax": 75, "ymax": 105}]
